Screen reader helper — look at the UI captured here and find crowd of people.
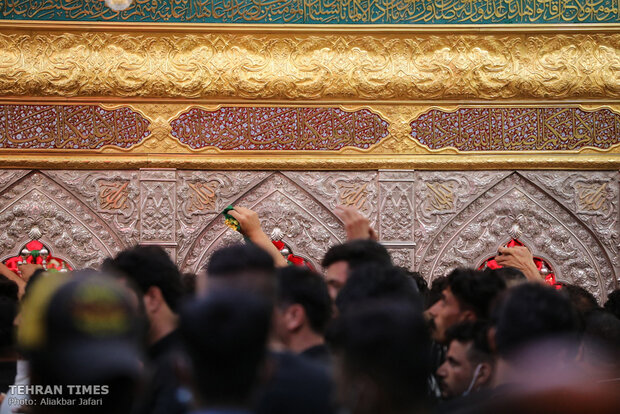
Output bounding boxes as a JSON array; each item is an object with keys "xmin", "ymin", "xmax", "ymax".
[{"xmin": 0, "ymin": 205, "xmax": 618, "ymax": 414}]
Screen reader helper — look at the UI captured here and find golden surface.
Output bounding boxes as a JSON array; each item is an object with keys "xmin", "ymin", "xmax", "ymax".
[
  {"xmin": 0, "ymin": 102, "xmax": 615, "ymax": 169},
  {"xmin": 0, "ymin": 30, "xmax": 618, "ymax": 101},
  {"xmin": 0, "ymin": 153, "xmax": 618, "ymax": 170}
]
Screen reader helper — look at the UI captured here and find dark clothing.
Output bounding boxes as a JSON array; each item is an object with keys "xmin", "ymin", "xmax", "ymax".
[
  {"xmin": 256, "ymin": 351, "xmax": 334, "ymax": 414},
  {"xmin": 429, "ymin": 341, "xmax": 446, "ymax": 401},
  {"xmin": 300, "ymin": 344, "xmax": 331, "ymax": 367},
  {"xmin": 0, "ymin": 360, "xmax": 16, "ymax": 393},
  {"xmin": 134, "ymin": 330, "xmax": 187, "ymax": 414}
]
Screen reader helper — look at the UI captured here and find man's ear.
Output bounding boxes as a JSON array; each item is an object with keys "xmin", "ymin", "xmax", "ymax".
[
  {"xmin": 143, "ymin": 286, "xmax": 163, "ymax": 314},
  {"xmin": 285, "ymin": 304, "xmax": 305, "ymax": 331},
  {"xmin": 474, "ymin": 362, "xmax": 494, "ymax": 389},
  {"xmin": 461, "ymin": 309, "xmax": 476, "ymax": 322}
]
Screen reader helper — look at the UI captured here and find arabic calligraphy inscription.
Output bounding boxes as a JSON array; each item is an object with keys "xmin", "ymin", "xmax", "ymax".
[
  {"xmin": 3, "ymin": 0, "xmax": 618, "ymax": 24},
  {"xmin": 171, "ymin": 107, "xmax": 389, "ymax": 151},
  {"xmin": 0, "ymin": 105, "xmax": 150, "ymax": 150},
  {"xmin": 412, "ymin": 107, "xmax": 620, "ymax": 151}
]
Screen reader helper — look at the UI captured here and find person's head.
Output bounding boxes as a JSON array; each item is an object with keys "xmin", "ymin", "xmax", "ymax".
[
  {"xmin": 204, "ymin": 243, "xmax": 276, "ymax": 301},
  {"xmin": 335, "ymin": 263, "xmax": 421, "ymax": 315},
  {"xmin": 0, "ymin": 274, "xmax": 18, "ymax": 302},
  {"xmin": 103, "ymin": 245, "xmax": 183, "ymax": 343},
  {"xmin": 425, "ymin": 268, "xmax": 506, "ymax": 344},
  {"xmin": 426, "ymin": 276, "xmax": 448, "ymax": 309},
  {"xmin": 486, "ymin": 266, "xmax": 527, "ymax": 288},
  {"xmin": 494, "ymin": 283, "xmax": 578, "ymax": 363},
  {"xmin": 557, "ymin": 282, "xmax": 599, "ymax": 331},
  {"xmin": 274, "ymin": 266, "xmax": 332, "ymax": 350},
  {"xmin": 577, "ymin": 309, "xmax": 620, "ymax": 381},
  {"xmin": 328, "ymin": 301, "xmax": 431, "ymax": 414},
  {"xmin": 404, "ymin": 269, "xmax": 429, "ymax": 307},
  {"xmin": 436, "ymin": 321, "xmax": 495, "ymax": 399},
  {"xmin": 179, "ymin": 289, "xmax": 271, "ymax": 408},
  {"xmin": 181, "ymin": 272, "xmax": 197, "ymax": 298},
  {"xmin": 18, "ymin": 272, "xmax": 142, "ymax": 414},
  {"xmin": 604, "ymin": 289, "xmax": 620, "ymax": 319},
  {"xmin": 321, "ymin": 240, "xmax": 391, "ymax": 301}
]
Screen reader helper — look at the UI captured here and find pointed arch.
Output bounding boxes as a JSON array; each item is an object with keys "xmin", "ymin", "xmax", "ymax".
[
  {"xmin": 418, "ymin": 172, "xmax": 616, "ymax": 302},
  {"xmin": 0, "ymin": 171, "xmax": 126, "ymax": 269},
  {"xmin": 182, "ymin": 172, "xmax": 346, "ymax": 273}
]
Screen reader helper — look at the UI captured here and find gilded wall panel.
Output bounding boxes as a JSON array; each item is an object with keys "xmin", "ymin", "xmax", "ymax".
[{"xmin": 0, "ymin": 31, "xmax": 618, "ymax": 102}]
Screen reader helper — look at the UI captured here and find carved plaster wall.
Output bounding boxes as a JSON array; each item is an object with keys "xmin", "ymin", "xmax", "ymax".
[{"xmin": 0, "ymin": 169, "xmax": 617, "ymax": 302}]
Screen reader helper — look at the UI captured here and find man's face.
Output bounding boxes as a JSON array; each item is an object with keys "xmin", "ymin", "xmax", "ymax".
[
  {"xmin": 425, "ymin": 287, "xmax": 466, "ymax": 344},
  {"xmin": 436, "ymin": 340, "xmax": 475, "ymax": 399},
  {"xmin": 325, "ymin": 261, "xmax": 349, "ymax": 302}
]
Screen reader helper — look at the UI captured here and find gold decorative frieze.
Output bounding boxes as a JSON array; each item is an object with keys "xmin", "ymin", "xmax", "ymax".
[{"xmin": 0, "ymin": 31, "xmax": 618, "ymax": 101}]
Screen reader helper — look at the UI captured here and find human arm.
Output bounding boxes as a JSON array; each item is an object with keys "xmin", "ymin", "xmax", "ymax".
[
  {"xmin": 227, "ymin": 206, "xmax": 289, "ymax": 267},
  {"xmin": 494, "ymin": 245, "xmax": 543, "ymax": 283},
  {"xmin": 0, "ymin": 262, "xmax": 26, "ymax": 297},
  {"xmin": 334, "ymin": 205, "xmax": 378, "ymax": 241}
]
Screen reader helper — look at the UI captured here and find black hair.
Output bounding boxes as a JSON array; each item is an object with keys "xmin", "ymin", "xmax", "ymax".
[
  {"xmin": 181, "ymin": 272, "xmax": 197, "ymax": 298},
  {"xmin": 327, "ymin": 301, "xmax": 431, "ymax": 410},
  {"xmin": 557, "ymin": 282, "xmax": 599, "ymax": 332},
  {"xmin": 0, "ymin": 274, "xmax": 18, "ymax": 301},
  {"xmin": 427, "ymin": 276, "xmax": 448, "ymax": 309},
  {"xmin": 205, "ymin": 243, "xmax": 276, "ymax": 300},
  {"xmin": 447, "ymin": 268, "xmax": 506, "ymax": 320},
  {"xmin": 180, "ymin": 290, "xmax": 271, "ymax": 405},
  {"xmin": 321, "ymin": 239, "xmax": 391, "ymax": 269},
  {"xmin": 0, "ymin": 295, "xmax": 17, "ymax": 348},
  {"xmin": 445, "ymin": 321, "xmax": 493, "ymax": 364},
  {"xmin": 604, "ymin": 288, "xmax": 620, "ymax": 320},
  {"xmin": 486, "ymin": 267, "xmax": 526, "ymax": 286},
  {"xmin": 335, "ymin": 263, "xmax": 421, "ymax": 315},
  {"xmin": 207, "ymin": 243, "xmax": 274, "ymax": 278},
  {"xmin": 276, "ymin": 266, "xmax": 332, "ymax": 334},
  {"xmin": 495, "ymin": 283, "xmax": 578, "ymax": 360},
  {"xmin": 402, "ymin": 268, "xmax": 429, "ymax": 306},
  {"xmin": 103, "ymin": 245, "xmax": 183, "ymax": 313},
  {"xmin": 582, "ymin": 309, "xmax": 620, "ymax": 367}
]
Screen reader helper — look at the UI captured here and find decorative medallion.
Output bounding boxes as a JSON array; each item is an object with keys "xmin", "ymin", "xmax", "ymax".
[{"xmin": 171, "ymin": 107, "xmax": 389, "ymax": 151}]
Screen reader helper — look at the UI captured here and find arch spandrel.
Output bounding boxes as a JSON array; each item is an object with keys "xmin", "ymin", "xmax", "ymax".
[
  {"xmin": 0, "ymin": 171, "xmax": 126, "ymax": 270},
  {"xmin": 418, "ymin": 172, "xmax": 617, "ymax": 302},
  {"xmin": 183, "ymin": 173, "xmax": 346, "ymax": 273}
]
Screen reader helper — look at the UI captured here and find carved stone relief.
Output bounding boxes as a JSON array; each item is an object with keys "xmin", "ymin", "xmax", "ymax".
[
  {"xmin": 43, "ymin": 170, "xmax": 140, "ymax": 247},
  {"xmin": 140, "ymin": 170, "xmax": 176, "ymax": 244},
  {"xmin": 0, "ymin": 169, "xmax": 616, "ymax": 300},
  {"xmin": 0, "ymin": 170, "xmax": 30, "ymax": 193},
  {"xmin": 0, "ymin": 172, "xmax": 124, "ymax": 269},
  {"xmin": 417, "ymin": 172, "xmax": 617, "ymax": 302},
  {"xmin": 176, "ymin": 171, "xmax": 272, "ymax": 265},
  {"xmin": 283, "ymin": 171, "xmax": 378, "ymax": 225},
  {"xmin": 379, "ymin": 181, "xmax": 414, "ymax": 242},
  {"xmin": 388, "ymin": 248, "xmax": 414, "ymax": 270},
  {"xmin": 414, "ymin": 171, "xmax": 511, "ymax": 269},
  {"xmin": 182, "ymin": 173, "xmax": 346, "ymax": 273},
  {"xmin": 520, "ymin": 171, "xmax": 619, "ymax": 270}
]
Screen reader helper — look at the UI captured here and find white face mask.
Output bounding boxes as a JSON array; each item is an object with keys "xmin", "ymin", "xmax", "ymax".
[{"xmin": 462, "ymin": 363, "xmax": 483, "ymax": 397}]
